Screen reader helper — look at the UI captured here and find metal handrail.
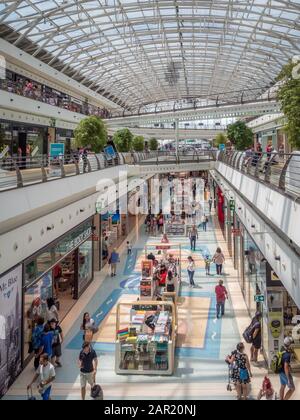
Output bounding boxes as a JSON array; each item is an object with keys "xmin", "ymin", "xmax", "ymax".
[
  {"xmin": 0, "ymin": 150, "xmax": 215, "ymax": 191},
  {"xmin": 218, "ymin": 150, "xmax": 300, "ymax": 198}
]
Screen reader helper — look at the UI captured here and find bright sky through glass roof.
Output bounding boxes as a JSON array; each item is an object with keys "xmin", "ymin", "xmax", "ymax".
[{"xmin": 0, "ymin": 0, "xmax": 299, "ymax": 109}]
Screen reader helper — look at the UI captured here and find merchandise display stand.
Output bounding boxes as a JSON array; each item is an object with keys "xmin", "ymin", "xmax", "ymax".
[
  {"xmin": 145, "ymin": 243, "xmax": 181, "ymax": 304},
  {"xmin": 140, "ymin": 260, "xmax": 156, "ymax": 300},
  {"xmin": 115, "ymin": 301, "xmax": 177, "ymax": 375},
  {"xmin": 145, "ymin": 243, "xmax": 182, "ymax": 281}
]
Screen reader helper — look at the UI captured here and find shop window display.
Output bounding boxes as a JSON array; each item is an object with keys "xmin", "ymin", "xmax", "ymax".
[
  {"xmin": 243, "ymin": 233, "xmax": 266, "ymax": 317},
  {"xmin": 78, "ymin": 240, "xmax": 93, "ymax": 297}
]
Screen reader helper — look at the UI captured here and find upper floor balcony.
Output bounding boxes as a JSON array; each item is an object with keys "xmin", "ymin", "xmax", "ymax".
[{"xmin": 0, "ymin": 77, "xmax": 111, "ymax": 119}]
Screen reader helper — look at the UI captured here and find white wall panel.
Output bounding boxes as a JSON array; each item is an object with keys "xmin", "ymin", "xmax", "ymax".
[
  {"xmin": 212, "ymin": 169, "xmax": 300, "ymax": 308},
  {"xmin": 216, "ymin": 162, "xmax": 300, "ymax": 250}
]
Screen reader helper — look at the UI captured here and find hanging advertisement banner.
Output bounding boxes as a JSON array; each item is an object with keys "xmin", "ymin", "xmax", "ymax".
[{"xmin": 0, "ymin": 265, "xmax": 22, "ymax": 398}]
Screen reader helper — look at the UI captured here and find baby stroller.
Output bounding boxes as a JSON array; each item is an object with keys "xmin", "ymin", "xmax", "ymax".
[{"xmin": 225, "ymin": 355, "xmax": 236, "ymax": 392}]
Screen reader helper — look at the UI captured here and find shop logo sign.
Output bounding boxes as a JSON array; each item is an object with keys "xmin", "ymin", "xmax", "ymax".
[
  {"xmin": 0, "ymin": 55, "xmax": 6, "ymax": 79},
  {"xmin": 0, "ymin": 273, "xmax": 17, "ymax": 299},
  {"xmin": 292, "ymin": 55, "xmax": 300, "ymax": 80}
]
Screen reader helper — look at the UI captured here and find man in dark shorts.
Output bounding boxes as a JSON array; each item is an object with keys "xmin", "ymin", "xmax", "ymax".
[
  {"xmin": 250, "ymin": 311, "xmax": 262, "ymax": 363},
  {"xmin": 279, "ymin": 337, "xmax": 295, "ymax": 400}
]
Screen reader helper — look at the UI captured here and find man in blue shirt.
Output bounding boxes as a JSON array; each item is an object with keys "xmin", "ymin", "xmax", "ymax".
[
  {"xmin": 279, "ymin": 337, "xmax": 295, "ymax": 400},
  {"xmin": 109, "ymin": 248, "xmax": 120, "ymax": 277},
  {"xmin": 41, "ymin": 324, "xmax": 54, "ymax": 357}
]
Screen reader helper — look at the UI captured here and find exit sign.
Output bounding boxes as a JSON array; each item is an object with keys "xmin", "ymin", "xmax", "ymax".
[{"xmin": 254, "ymin": 295, "xmax": 264, "ymax": 302}]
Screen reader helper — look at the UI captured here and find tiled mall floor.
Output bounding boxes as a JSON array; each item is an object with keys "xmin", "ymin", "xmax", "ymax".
[{"xmin": 4, "ymin": 209, "xmax": 300, "ymax": 400}]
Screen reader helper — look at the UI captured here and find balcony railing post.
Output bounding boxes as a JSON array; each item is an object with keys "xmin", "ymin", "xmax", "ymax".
[
  {"xmin": 59, "ymin": 160, "xmax": 66, "ymax": 178},
  {"xmin": 94, "ymin": 154, "xmax": 101, "ymax": 170},
  {"xmin": 15, "ymin": 164, "xmax": 23, "ymax": 188},
  {"xmin": 264, "ymin": 160, "xmax": 271, "ymax": 184},
  {"xmin": 41, "ymin": 164, "xmax": 47, "ymax": 182},
  {"xmin": 279, "ymin": 154, "xmax": 292, "ymax": 191},
  {"xmin": 254, "ymin": 154, "xmax": 264, "ymax": 178}
]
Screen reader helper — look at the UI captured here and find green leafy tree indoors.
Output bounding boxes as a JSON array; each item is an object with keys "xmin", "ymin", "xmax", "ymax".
[
  {"xmin": 276, "ymin": 59, "xmax": 300, "ymax": 149},
  {"xmin": 149, "ymin": 138, "xmax": 158, "ymax": 151},
  {"xmin": 132, "ymin": 135, "xmax": 145, "ymax": 151},
  {"xmin": 113, "ymin": 128, "xmax": 133, "ymax": 152},
  {"xmin": 74, "ymin": 116, "xmax": 107, "ymax": 153},
  {"xmin": 214, "ymin": 133, "xmax": 227, "ymax": 147},
  {"xmin": 226, "ymin": 121, "xmax": 253, "ymax": 151}
]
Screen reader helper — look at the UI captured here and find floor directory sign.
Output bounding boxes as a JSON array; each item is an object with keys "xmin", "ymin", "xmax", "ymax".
[
  {"xmin": 50, "ymin": 143, "xmax": 65, "ymax": 158},
  {"xmin": 104, "ymin": 145, "xmax": 116, "ymax": 160}
]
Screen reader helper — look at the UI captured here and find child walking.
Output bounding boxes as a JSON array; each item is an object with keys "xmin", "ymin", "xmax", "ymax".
[
  {"xmin": 127, "ymin": 241, "xmax": 132, "ymax": 255},
  {"xmin": 204, "ymin": 255, "xmax": 211, "ymax": 275}
]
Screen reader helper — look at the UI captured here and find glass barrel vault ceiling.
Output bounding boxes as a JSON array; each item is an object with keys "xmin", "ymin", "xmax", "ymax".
[{"xmin": 0, "ymin": 0, "xmax": 299, "ymax": 111}]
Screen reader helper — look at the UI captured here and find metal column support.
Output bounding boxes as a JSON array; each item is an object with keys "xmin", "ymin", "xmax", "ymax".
[{"xmin": 175, "ymin": 118, "xmax": 179, "ymax": 159}]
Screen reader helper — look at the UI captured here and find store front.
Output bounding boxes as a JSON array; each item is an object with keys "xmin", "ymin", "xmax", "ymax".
[
  {"xmin": 23, "ymin": 219, "xmax": 93, "ymax": 361},
  {"xmin": 55, "ymin": 128, "xmax": 75, "ymax": 156},
  {"xmin": 261, "ymin": 266, "xmax": 300, "ymax": 368},
  {"xmin": 0, "ymin": 265, "xmax": 23, "ymax": 399},
  {"xmin": 0, "ymin": 120, "xmax": 48, "ymax": 159}
]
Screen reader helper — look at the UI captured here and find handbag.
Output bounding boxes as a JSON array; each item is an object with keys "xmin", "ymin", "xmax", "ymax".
[{"xmin": 85, "ymin": 329, "xmax": 94, "ymax": 343}]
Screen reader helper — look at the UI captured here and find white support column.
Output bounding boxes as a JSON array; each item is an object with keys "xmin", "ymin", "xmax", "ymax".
[{"xmin": 175, "ymin": 118, "xmax": 179, "ymax": 158}]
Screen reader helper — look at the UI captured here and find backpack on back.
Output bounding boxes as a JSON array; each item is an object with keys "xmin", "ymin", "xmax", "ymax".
[
  {"xmin": 242, "ymin": 323, "xmax": 255, "ymax": 344},
  {"xmin": 270, "ymin": 350, "xmax": 286, "ymax": 374}
]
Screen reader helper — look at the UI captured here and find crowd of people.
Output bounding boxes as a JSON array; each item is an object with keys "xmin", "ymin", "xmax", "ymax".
[
  {"xmin": 25, "ymin": 188, "xmax": 296, "ymax": 401},
  {"xmin": 226, "ymin": 312, "xmax": 296, "ymax": 400},
  {"xmin": 0, "ymin": 76, "xmax": 111, "ymax": 118}
]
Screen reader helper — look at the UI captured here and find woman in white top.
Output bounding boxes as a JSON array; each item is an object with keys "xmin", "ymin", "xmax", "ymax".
[
  {"xmin": 81, "ymin": 312, "xmax": 95, "ymax": 342},
  {"xmin": 46, "ymin": 298, "xmax": 59, "ymax": 322},
  {"xmin": 187, "ymin": 256, "xmax": 196, "ymax": 287},
  {"xmin": 213, "ymin": 247, "xmax": 225, "ymax": 275}
]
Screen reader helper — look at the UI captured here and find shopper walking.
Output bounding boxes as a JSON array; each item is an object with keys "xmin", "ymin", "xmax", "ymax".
[
  {"xmin": 126, "ymin": 241, "xmax": 132, "ymax": 255},
  {"xmin": 187, "ymin": 256, "xmax": 196, "ymax": 288},
  {"xmin": 31, "ymin": 317, "xmax": 45, "ymax": 370},
  {"xmin": 109, "ymin": 248, "xmax": 120, "ymax": 276},
  {"xmin": 189, "ymin": 225, "xmax": 198, "ymax": 251},
  {"xmin": 250, "ymin": 311, "xmax": 262, "ymax": 363},
  {"xmin": 49, "ymin": 319, "xmax": 63, "ymax": 368},
  {"xmin": 157, "ymin": 212, "xmax": 164, "ymax": 234},
  {"xmin": 78, "ymin": 342, "xmax": 98, "ymax": 401},
  {"xmin": 46, "ymin": 297, "xmax": 59, "ymax": 322},
  {"xmin": 27, "ymin": 354, "xmax": 56, "ymax": 401},
  {"xmin": 213, "ymin": 247, "xmax": 225, "ymax": 275},
  {"xmin": 215, "ymin": 279, "xmax": 228, "ymax": 318},
  {"xmin": 102, "ymin": 236, "xmax": 109, "ymax": 261},
  {"xmin": 208, "ymin": 197, "xmax": 213, "ymax": 213},
  {"xmin": 201, "ymin": 215, "xmax": 208, "ymax": 231},
  {"xmin": 228, "ymin": 342, "xmax": 252, "ymax": 400},
  {"xmin": 204, "ymin": 255, "xmax": 211, "ymax": 275},
  {"xmin": 81, "ymin": 312, "xmax": 95, "ymax": 342},
  {"xmin": 279, "ymin": 337, "xmax": 295, "ymax": 400},
  {"xmin": 41, "ymin": 324, "xmax": 54, "ymax": 359}
]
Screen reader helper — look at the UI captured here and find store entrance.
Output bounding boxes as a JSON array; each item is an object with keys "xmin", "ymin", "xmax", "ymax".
[{"xmin": 52, "ymin": 251, "xmax": 77, "ymax": 321}]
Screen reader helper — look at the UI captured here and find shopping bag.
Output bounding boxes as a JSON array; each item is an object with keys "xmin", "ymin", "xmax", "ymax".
[
  {"xmin": 27, "ymin": 388, "xmax": 36, "ymax": 400},
  {"xmin": 85, "ymin": 329, "xmax": 94, "ymax": 343}
]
